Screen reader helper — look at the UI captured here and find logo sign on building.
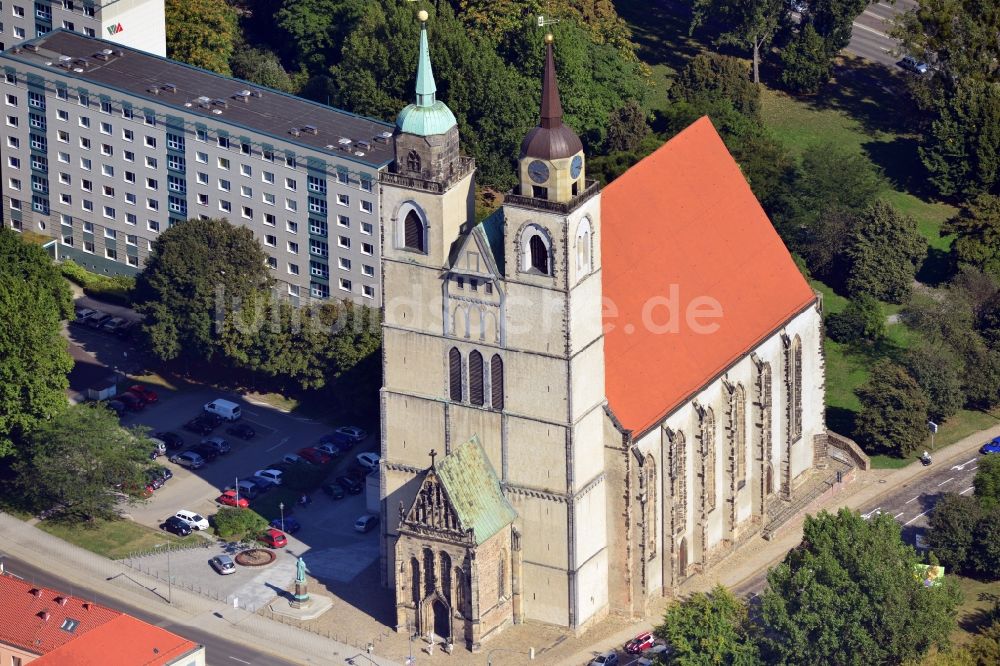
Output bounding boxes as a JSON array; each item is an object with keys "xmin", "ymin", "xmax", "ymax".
[{"xmin": 107, "ymin": 23, "xmax": 124, "ymax": 36}]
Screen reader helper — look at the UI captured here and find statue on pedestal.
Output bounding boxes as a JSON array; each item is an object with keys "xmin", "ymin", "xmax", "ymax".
[{"xmin": 291, "ymin": 556, "xmax": 310, "ymax": 608}]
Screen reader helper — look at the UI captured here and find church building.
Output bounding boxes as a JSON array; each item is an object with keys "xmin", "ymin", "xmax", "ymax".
[{"xmin": 379, "ymin": 13, "xmax": 832, "ymax": 651}]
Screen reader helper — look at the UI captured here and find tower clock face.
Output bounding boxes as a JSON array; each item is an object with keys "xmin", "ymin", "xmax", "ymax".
[
  {"xmin": 528, "ymin": 160, "xmax": 550, "ymax": 184},
  {"xmin": 570, "ymin": 155, "xmax": 583, "ymax": 179}
]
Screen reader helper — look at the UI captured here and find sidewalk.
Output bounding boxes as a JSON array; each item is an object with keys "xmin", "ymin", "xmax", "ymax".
[
  {"xmin": 554, "ymin": 423, "xmax": 999, "ymax": 666},
  {"xmin": 0, "ymin": 512, "xmax": 399, "ymax": 666}
]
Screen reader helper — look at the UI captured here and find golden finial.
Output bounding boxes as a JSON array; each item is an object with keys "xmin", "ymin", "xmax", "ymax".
[
  {"xmin": 418, "ymin": 9, "xmax": 429, "ymax": 22},
  {"xmin": 544, "ymin": 33, "xmax": 554, "ymax": 44}
]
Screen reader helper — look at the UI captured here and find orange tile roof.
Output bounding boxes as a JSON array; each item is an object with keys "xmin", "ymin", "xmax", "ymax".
[
  {"xmin": 0, "ymin": 573, "xmax": 120, "ymax": 655},
  {"xmin": 33, "ymin": 614, "xmax": 200, "ymax": 665},
  {"xmin": 601, "ymin": 117, "xmax": 816, "ymax": 435}
]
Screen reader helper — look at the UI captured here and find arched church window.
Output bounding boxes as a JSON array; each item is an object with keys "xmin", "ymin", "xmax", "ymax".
[
  {"xmin": 672, "ymin": 431, "xmax": 687, "ymax": 535},
  {"xmin": 454, "ymin": 567, "xmax": 465, "ymax": 614},
  {"xmin": 732, "ymin": 384, "xmax": 747, "ymax": 485},
  {"xmin": 529, "ymin": 234, "xmax": 549, "ymax": 274},
  {"xmin": 423, "ymin": 548, "xmax": 435, "ymax": 596},
  {"xmin": 498, "ymin": 549, "xmax": 507, "ymax": 599},
  {"xmin": 490, "ymin": 355, "xmax": 504, "ymax": 410},
  {"xmin": 406, "ymin": 150, "xmax": 421, "ymax": 173},
  {"xmin": 701, "ymin": 408, "xmax": 716, "ymax": 513},
  {"xmin": 469, "ymin": 350, "xmax": 484, "ymax": 406},
  {"xmin": 449, "ymin": 348, "xmax": 462, "ymax": 402},
  {"xmin": 788, "ymin": 335, "xmax": 803, "ymax": 442},
  {"xmin": 411, "ymin": 557, "xmax": 421, "ymax": 605},
  {"xmin": 404, "ymin": 210, "xmax": 425, "ymax": 253},
  {"xmin": 645, "ymin": 455, "xmax": 656, "ymax": 559},
  {"xmin": 576, "ymin": 219, "xmax": 592, "ymax": 276},
  {"xmin": 440, "ymin": 552, "xmax": 452, "ymax": 605}
]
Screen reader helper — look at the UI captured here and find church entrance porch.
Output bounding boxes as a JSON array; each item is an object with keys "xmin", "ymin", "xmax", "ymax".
[{"xmin": 431, "ymin": 598, "xmax": 451, "ymax": 642}]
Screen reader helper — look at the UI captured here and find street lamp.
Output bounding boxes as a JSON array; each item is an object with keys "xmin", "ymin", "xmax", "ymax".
[
  {"xmin": 279, "ymin": 501, "xmax": 285, "ymax": 532},
  {"xmin": 154, "ymin": 543, "xmax": 172, "ymax": 604}
]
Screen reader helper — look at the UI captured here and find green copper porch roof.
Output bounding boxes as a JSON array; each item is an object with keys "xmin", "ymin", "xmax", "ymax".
[
  {"xmin": 435, "ymin": 436, "xmax": 516, "ymax": 545},
  {"xmin": 396, "ymin": 20, "xmax": 457, "ymax": 137}
]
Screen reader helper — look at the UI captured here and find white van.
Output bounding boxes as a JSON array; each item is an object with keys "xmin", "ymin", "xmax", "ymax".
[{"xmin": 204, "ymin": 399, "xmax": 242, "ymax": 421}]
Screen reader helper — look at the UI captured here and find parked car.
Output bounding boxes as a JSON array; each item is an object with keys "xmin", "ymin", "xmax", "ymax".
[
  {"xmin": 981, "ymin": 437, "xmax": 1000, "ymax": 455},
  {"xmin": 147, "ymin": 475, "xmax": 165, "ymax": 491},
  {"xmin": 200, "ymin": 436, "xmax": 231, "ymax": 455},
  {"xmin": 260, "ymin": 528, "xmax": 288, "ymax": 549},
  {"xmin": 168, "ymin": 450, "xmax": 205, "ymax": 469},
  {"xmin": 356, "ymin": 452, "xmax": 380, "ymax": 470},
  {"xmin": 204, "ymin": 399, "xmax": 242, "ymax": 421},
  {"xmin": 210, "ymin": 554, "xmax": 236, "ymax": 575},
  {"xmin": 298, "ymin": 447, "xmax": 332, "ymax": 465},
  {"xmin": 588, "ymin": 652, "xmax": 619, "ymax": 666},
  {"xmin": 149, "ymin": 437, "xmax": 167, "ymax": 458},
  {"xmin": 318, "ymin": 431, "xmax": 353, "ymax": 449},
  {"xmin": 161, "ymin": 516, "xmax": 192, "ymax": 537},
  {"xmin": 115, "ymin": 320, "xmax": 136, "ymax": 339},
  {"xmin": 270, "ymin": 517, "xmax": 301, "ymax": 534},
  {"xmin": 73, "ymin": 307, "xmax": 96, "ymax": 325},
  {"xmin": 183, "ymin": 416, "xmax": 216, "ymax": 435},
  {"xmin": 900, "ymin": 55, "xmax": 929, "ymax": 75},
  {"xmin": 191, "ymin": 443, "xmax": 220, "ymax": 463},
  {"xmin": 254, "ymin": 469, "xmax": 283, "ymax": 486},
  {"xmin": 148, "ymin": 466, "xmax": 172, "ymax": 484},
  {"xmin": 101, "ymin": 316, "xmax": 127, "ymax": 334},
  {"xmin": 128, "ymin": 385, "xmax": 158, "ymax": 404},
  {"xmin": 625, "ymin": 631, "xmax": 656, "ymax": 654},
  {"xmin": 226, "ymin": 423, "xmax": 256, "ymax": 440},
  {"xmin": 216, "ymin": 489, "xmax": 249, "ymax": 508},
  {"xmin": 154, "ymin": 431, "xmax": 185, "ymax": 450},
  {"xmin": 117, "ymin": 393, "xmax": 144, "ymax": 412},
  {"xmin": 322, "ymin": 482, "xmax": 346, "ymax": 500},
  {"xmin": 316, "ymin": 442, "xmax": 345, "ymax": 458},
  {"xmin": 105, "ymin": 400, "xmax": 125, "ymax": 417},
  {"xmin": 86, "ymin": 312, "xmax": 112, "ymax": 329},
  {"xmin": 336, "ymin": 475, "xmax": 363, "ymax": 495},
  {"xmin": 354, "ymin": 514, "xmax": 378, "ymax": 533},
  {"xmin": 337, "ymin": 426, "xmax": 367, "ymax": 442},
  {"xmin": 234, "ymin": 479, "xmax": 263, "ymax": 500},
  {"xmin": 173, "ymin": 510, "xmax": 209, "ymax": 531}
]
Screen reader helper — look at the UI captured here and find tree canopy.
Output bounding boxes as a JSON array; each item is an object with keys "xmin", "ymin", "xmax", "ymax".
[
  {"xmin": 165, "ymin": 0, "xmax": 239, "ymax": 76},
  {"xmin": 975, "ymin": 454, "xmax": 1000, "ymax": 511},
  {"xmin": 759, "ymin": 508, "xmax": 962, "ymax": 665},
  {"xmin": 14, "ymin": 404, "xmax": 153, "ymax": 521},
  {"xmin": 844, "ymin": 200, "xmax": 926, "ymax": 303},
  {"xmin": 946, "ymin": 195, "xmax": 1000, "ymax": 279},
  {"xmin": 855, "ymin": 360, "xmax": 930, "ymax": 457},
  {"xmin": 0, "ymin": 229, "xmax": 73, "ymax": 458},
  {"xmin": 655, "ymin": 584, "xmax": 760, "ymax": 665},
  {"xmin": 691, "ymin": 0, "xmax": 787, "ymax": 83}
]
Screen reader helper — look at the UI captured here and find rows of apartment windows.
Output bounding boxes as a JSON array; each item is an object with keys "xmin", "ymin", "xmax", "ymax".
[
  {"xmin": 2, "ymin": 74, "xmax": 380, "ymax": 299},
  {"xmin": 0, "ymin": 2, "xmax": 100, "ymax": 47}
]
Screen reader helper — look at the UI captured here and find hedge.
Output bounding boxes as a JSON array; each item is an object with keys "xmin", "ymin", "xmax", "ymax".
[{"xmin": 60, "ymin": 260, "xmax": 135, "ymax": 306}]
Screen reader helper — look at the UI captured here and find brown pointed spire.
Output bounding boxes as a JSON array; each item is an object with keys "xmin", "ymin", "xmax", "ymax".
[{"xmin": 540, "ymin": 35, "xmax": 563, "ymax": 129}]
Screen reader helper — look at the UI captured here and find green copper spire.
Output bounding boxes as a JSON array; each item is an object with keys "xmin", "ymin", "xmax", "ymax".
[{"xmin": 396, "ymin": 11, "xmax": 457, "ymax": 137}]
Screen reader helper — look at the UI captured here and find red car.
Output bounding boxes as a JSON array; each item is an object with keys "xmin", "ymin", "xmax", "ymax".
[
  {"xmin": 216, "ymin": 490, "xmax": 249, "ymax": 508},
  {"xmin": 624, "ymin": 631, "xmax": 656, "ymax": 654},
  {"xmin": 260, "ymin": 528, "xmax": 287, "ymax": 548},
  {"xmin": 297, "ymin": 447, "xmax": 332, "ymax": 465},
  {"xmin": 128, "ymin": 385, "xmax": 159, "ymax": 404}
]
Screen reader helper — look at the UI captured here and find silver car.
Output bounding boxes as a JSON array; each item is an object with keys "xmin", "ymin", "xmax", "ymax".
[{"xmin": 209, "ymin": 554, "xmax": 236, "ymax": 575}]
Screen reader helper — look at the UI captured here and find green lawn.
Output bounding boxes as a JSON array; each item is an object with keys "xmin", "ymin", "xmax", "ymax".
[
  {"xmin": 38, "ymin": 517, "xmax": 200, "ymax": 559},
  {"xmin": 951, "ymin": 575, "xmax": 1000, "ymax": 647}
]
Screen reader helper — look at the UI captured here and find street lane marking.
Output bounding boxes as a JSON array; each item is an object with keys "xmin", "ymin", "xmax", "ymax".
[
  {"xmin": 905, "ymin": 496, "xmax": 919, "ymax": 504},
  {"xmin": 894, "ymin": 512, "xmax": 904, "ymax": 519},
  {"xmin": 265, "ymin": 436, "xmax": 288, "ymax": 453},
  {"xmin": 938, "ymin": 478, "xmax": 954, "ymax": 487},
  {"xmin": 228, "ymin": 658, "xmax": 251, "ymax": 665},
  {"xmin": 862, "ymin": 508, "xmax": 881, "ymax": 519},
  {"xmin": 904, "ymin": 511, "xmax": 930, "ymax": 526},
  {"xmin": 969, "ymin": 466, "xmax": 978, "ymax": 472},
  {"xmin": 960, "ymin": 486, "xmax": 974, "ymax": 495},
  {"xmin": 952, "ymin": 457, "xmax": 979, "ymax": 471},
  {"xmin": 852, "ymin": 21, "xmax": 889, "ymax": 39}
]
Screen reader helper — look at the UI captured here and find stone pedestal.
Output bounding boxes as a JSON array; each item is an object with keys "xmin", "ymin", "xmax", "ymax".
[{"xmin": 290, "ymin": 581, "xmax": 309, "ymax": 609}]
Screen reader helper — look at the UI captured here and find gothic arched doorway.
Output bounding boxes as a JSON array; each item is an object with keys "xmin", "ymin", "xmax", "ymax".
[
  {"xmin": 432, "ymin": 599, "xmax": 450, "ymax": 641},
  {"xmin": 678, "ymin": 537, "xmax": 688, "ymax": 578}
]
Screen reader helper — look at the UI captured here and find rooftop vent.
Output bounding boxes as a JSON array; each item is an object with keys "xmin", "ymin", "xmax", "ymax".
[
  {"xmin": 289, "ymin": 128, "xmax": 301, "ymax": 137},
  {"xmin": 148, "ymin": 86, "xmax": 160, "ymax": 95},
  {"xmin": 54, "ymin": 596, "xmax": 68, "ymax": 606},
  {"xmin": 211, "ymin": 109, "xmax": 223, "ymax": 115},
  {"xmin": 337, "ymin": 137, "xmax": 352, "ymax": 146},
  {"xmin": 102, "ymin": 49, "xmax": 113, "ymax": 56},
  {"xmin": 302, "ymin": 125, "xmax": 318, "ymax": 135},
  {"xmin": 37, "ymin": 611, "xmax": 50, "ymax": 621},
  {"xmin": 354, "ymin": 151, "xmax": 365, "ymax": 157},
  {"xmin": 197, "ymin": 96, "xmax": 211, "ymax": 108},
  {"xmin": 357, "ymin": 140, "xmax": 371, "ymax": 150},
  {"xmin": 374, "ymin": 132, "xmax": 392, "ymax": 144},
  {"xmin": 73, "ymin": 68, "xmax": 84, "ymax": 73},
  {"xmin": 74, "ymin": 59, "xmax": 90, "ymax": 68},
  {"xmin": 161, "ymin": 83, "xmax": 176, "ymax": 93},
  {"xmin": 58, "ymin": 55, "xmax": 72, "ymax": 62},
  {"xmin": 24, "ymin": 44, "xmax": 39, "ymax": 52},
  {"xmin": 11, "ymin": 46, "xmax": 22, "ymax": 54},
  {"xmin": 234, "ymin": 90, "xmax": 251, "ymax": 103},
  {"xmin": 250, "ymin": 90, "xmax": 262, "ymax": 98},
  {"xmin": 29, "ymin": 588, "xmax": 41, "ymax": 597},
  {"xmin": 93, "ymin": 52, "xmax": 110, "ymax": 61},
  {"xmin": 325, "ymin": 144, "xmax": 336, "ymax": 150},
  {"xmin": 212, "ymin": 98, "xmax": 228, "ymax": 108}
]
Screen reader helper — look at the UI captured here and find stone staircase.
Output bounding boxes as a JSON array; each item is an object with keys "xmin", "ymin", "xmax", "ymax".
[{"xmin": 761, "ymin": 458, "xmax": 853, "ymax": 540}]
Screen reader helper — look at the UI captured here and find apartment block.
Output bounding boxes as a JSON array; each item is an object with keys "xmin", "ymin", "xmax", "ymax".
[
  {"xmin": 0, "ymin": 1, "xmax": 165, "ymax": 55},
  {"xmin": 0, "ymin": 30, "xmax": 393, "ymax": 304}
]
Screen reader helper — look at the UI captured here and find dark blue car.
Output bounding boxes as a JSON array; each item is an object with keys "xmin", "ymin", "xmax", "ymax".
[
  {"xmin": 269, "ymin": 517, "xmax": 301, "ymax": 534},
  {"xmin": 981, "ymin": 437, "xmax": 1000, "ymax": 455}
]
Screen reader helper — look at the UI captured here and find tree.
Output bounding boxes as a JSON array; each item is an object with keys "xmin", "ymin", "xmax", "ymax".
[
  {"xmin": 969, "ymin": 504, "xmax": 1000, "ymax": 578},
  {"xmin": 759, "ymin": 509, "xmax": 962, "ymax": 665},
  {"xmin": 903, "ymin": 344, "xmax": 965, "ymax": 420},
  {"xmin": 165, "ymin": 0, "xmax": 239, "ymax": 76},
  {"xmin": 691, "ymin": 0, "xmax": 787, "ymax": 84},
  {"xmin": 844, "ymin": 200, "xmax": 926, "ymax": 303},
  {"xmin": 604, "ymin": 100, "xmax": 649, "ymax": 153},
  {"xmin": 275, "ymin": 0, "xmax": 368, "ymax": 72},
  {"xmin": 671, "ymin": 53, "xmax": 761, "ymax": 122},
  {"xmin": 891, "ymin": 0, "xmax": 1000, "ymax": 84},
  {"xmin": 808, "ymin": 0, "xmax": 869, "ymax": 52},
  {"xmin": 0, "ymin": 229, "xmax": 73, "ymax": 458},
  {"xmin": 13, "ymin": 404, "xmax": 153, "ymax": 520},
  {"xmin": 133, "ymin": 219, "xmax": 272, "ymax": 366},
  {"xmin": 927, "ymin": 493, "xmax": 983, "ymax": 572},
  {"xmin": 947, "ymin": 195, "xmax": 1000, "ymax": 280},
  {"xmin": 779, "ymin": 23, "xmax": 833, "ymax": 94},
  {"xmin": 855, "ymin": 360, "xmax": 930, "ymax": 457},
  {"xmin": 655, "ymin": 584, "xmax": 760, "ymax": 665},
  {"xmin": 213, "ymin": 507, "xmax": 269, "ymax": 541},
  {"xmin": 825, "ymin": 294, "xmax": 885, "ymax": 345},
  {"xmin": 229, "ymin": 46, "xmax": 295, "ymax": 93},
  {"xmin": 974, "ymin": 454, "xmax": 1000, "ymax": 511}
]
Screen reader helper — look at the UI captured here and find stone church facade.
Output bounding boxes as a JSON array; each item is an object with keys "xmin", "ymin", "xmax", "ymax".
[{"xmin": 378, "ymin": 14, "xmax": 829, "ymax": 651}]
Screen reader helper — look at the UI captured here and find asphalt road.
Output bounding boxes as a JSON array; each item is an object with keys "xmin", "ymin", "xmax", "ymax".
[
  {"xmin": 845, "ymin": 0, "xmax": 919, "ymax": 68},
  {"xmin": 733, "ymin": 452, "xmax": 988, "ymax": 598},
  {"xmin": 0, "ymin": 554, "xmax": 298, "ymax": 666}
]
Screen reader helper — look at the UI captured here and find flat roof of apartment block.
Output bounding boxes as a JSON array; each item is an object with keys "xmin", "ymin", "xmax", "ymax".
[{"xmin": 4, "ymin": 30, "xmax": 396, "ymax": 169}]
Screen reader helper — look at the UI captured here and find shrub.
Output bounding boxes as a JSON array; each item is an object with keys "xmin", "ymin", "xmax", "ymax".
[
  {"xmin": 825, "ymin": 295, "xmax": 885, "ymax": 345},
  {"xmin": 60, "ymin": 260, "xmax": 134, "ymax": 306},
  {"xmin": 212, "ymin": 506, "xmax": 268, "ymax": 541}
]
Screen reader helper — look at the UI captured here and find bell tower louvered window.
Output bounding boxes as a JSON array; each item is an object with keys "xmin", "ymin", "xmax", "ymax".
[
  {"xmin": 404, "ymin": 210, "xmax": 425, "ymax": 253},
  {"xmin": 529, "ymin": 234, "xmax": 549, "ymax": 274},
  {"xmin": 449, "ymin": 348, "xmax": 462, "ymax": 401},
  {"xmin": 490, "ymin": 355, "xmax": 504, "ymax": 410},
  {"xmin": 469, "ymin": 350, "xmax": 484, "ymax": 406},
  {"xmin": 407, "ymin": 150, "xmax": 421, "ymax": 173}
]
